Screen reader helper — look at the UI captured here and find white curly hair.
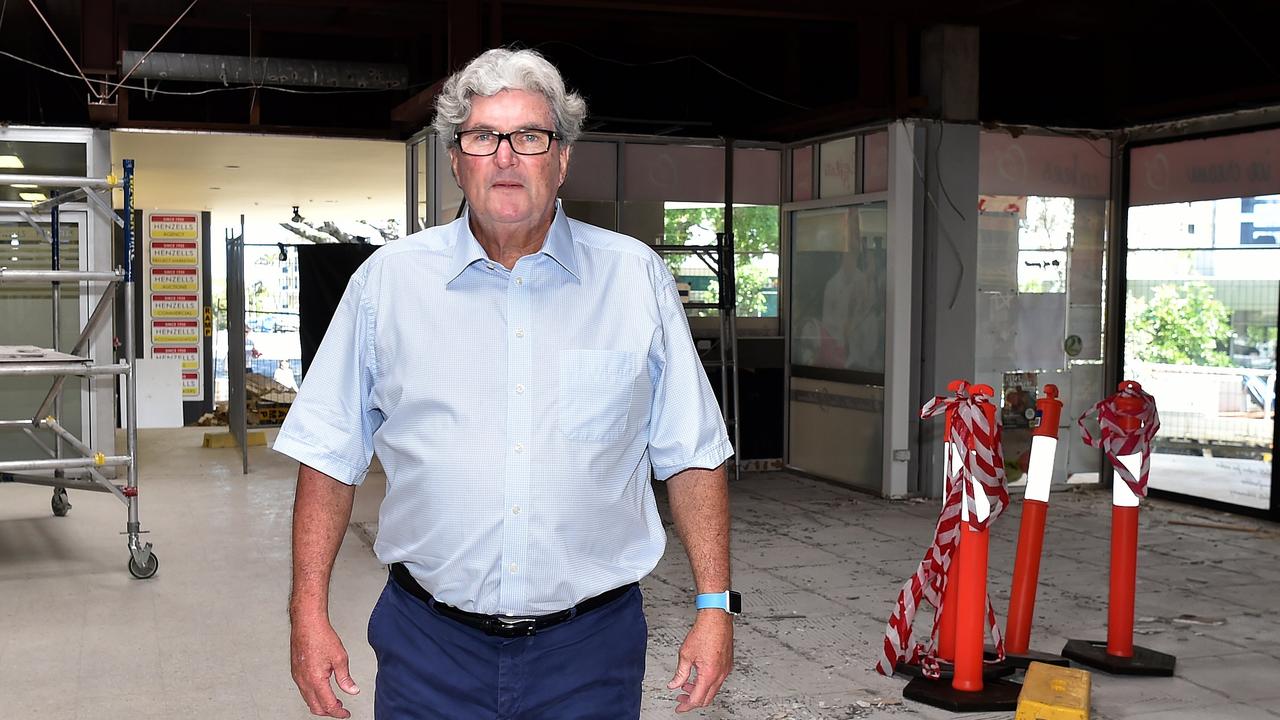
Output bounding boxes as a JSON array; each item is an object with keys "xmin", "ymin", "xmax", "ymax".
[{"xmin": 432, "ymin": 48, "xmax": 587, "ymax": 148}]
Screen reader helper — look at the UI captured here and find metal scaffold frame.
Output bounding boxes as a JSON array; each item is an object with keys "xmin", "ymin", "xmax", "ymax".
[
  {"xmin": 0, "ymin": 159, "xmax": 158, "ymax": 579},
  {"xmin": 648, "ymin": 140, "xmax": 742, "ymax": 481}
]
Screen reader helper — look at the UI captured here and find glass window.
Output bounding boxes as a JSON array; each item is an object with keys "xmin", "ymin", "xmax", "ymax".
[
  {"xmin": 818, "ymin": 137, "xmax": 857, "ymax": 198},
  {"xmin": 976, "ymin": 130, "xmax": 1112, "ymax": 484},
  {"xmin": 1127, "ymin": 127, "xmax": 1280, "ymax": 511},
  {"xmin": 434, "ymin": 136, "xmax": 464, "ymax": 226},
  {"xmin": 863, "ymin": 131, "xmax": 889, "ymax": 194},
  {"xmin": 659, "ymin": 202, "xmax": 780, "ymax": 318},
  {"xmin": 414, "ymin": 140, "xmax": 428, "ymax": 233},
  {"xmin": 1125, "ymin": 196, "xmax": 1278, "ymax": 510},
  {"xmin": 561, "ymin": 141, "xmax": 618, "ymax": 231},
  {"xmin": 0, "ymin": 140, "xmax": 88, "ymax": 203},
  {"xmin": 789, "ymin": 203, "xmax": 887, "ymax": 374},
  {"xmin": 792, "ymin": 145, "xmax": 814, "ymax": 202},
  {"xmin": 620, "ymin": 145, "xmax": 781, "ymax": 320}
]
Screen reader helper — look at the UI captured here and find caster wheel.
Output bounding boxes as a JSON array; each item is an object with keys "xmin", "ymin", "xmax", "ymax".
[
  {"xmin": 51, "ymin": 488, "xmax": 71, "ymax": 517},
  {"xmin": 128, "ymin": 552, "xmax": 159, "ymax": 579}
]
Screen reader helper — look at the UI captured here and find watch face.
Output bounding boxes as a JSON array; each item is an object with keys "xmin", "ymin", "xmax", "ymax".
[{"xmin": 728, "ymin": 591, "xmax": 742, "ymax": 614}]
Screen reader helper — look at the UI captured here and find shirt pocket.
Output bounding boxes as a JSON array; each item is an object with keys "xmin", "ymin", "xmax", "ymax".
[{"xmin": 558, "ymin": 349, "xmax": 643, "ymax": 442}]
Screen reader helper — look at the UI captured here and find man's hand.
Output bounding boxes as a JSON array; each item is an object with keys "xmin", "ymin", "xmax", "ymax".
[
  {"xmin": 667, "ymin": 610, "xmax": 734, "ymax": 712},
  {"xmin": 290, "ymin": 614, "xmax": 361, "ymax": 718}
]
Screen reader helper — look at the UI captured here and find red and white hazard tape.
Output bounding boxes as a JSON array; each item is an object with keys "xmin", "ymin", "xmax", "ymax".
[
  {"xmin": 1076, "ymin": 383, "xmax": 1160, "ymax": 498},
  {"xmin": 877, "ymin": 381, "xmax": 1009, "ymax": 677}
]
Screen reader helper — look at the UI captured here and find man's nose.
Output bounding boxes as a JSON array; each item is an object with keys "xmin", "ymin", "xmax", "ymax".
[{"xmin": 493, "ymin": 136, "xmax": 519, "ymax": 167}]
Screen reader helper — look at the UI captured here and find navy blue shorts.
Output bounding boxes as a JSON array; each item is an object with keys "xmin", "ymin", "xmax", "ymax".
[{"xmin": 367, "ymin": 575, "xmax": 647, "ymax": 719}]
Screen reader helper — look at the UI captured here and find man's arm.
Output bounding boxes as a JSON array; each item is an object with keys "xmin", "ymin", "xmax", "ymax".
[
  {"xmin": 290, "ymin": 463, "xmax": 361, "ymax": 719},
  {"xmin": 665, "ymin": 463, "xmax": 734, "ymax": 713}
]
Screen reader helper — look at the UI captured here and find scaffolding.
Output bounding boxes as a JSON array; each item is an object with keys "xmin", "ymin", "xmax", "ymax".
[
  {"xmin": 648, "ymin": 141, "xmax": 742, "ymax": 480},
  {"xmin": 0, "ymin": 159, "xmax": 158, "ymax": 579}
]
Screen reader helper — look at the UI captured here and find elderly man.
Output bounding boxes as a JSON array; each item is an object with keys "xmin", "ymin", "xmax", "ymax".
[{"xmin": 276, "ymin": 48, "xmax": 737, "ymax": 719}]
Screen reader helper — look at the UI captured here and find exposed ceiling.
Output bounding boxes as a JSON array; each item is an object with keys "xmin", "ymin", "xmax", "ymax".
[
  {"xmin": 110, "ymin": 130, "xmax": 404, "ymax": 244},
  {"xmin": 3, "ymin": 1, "xmax": 1280, "ymax": 142}
]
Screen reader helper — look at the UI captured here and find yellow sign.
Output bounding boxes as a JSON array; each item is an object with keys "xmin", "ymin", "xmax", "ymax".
[
  {"xmin": 152, "ymin": 320, "xmax": 199, "ymax": 345},
  {"xmin": 150, "ymin": 241, "xmax": 198, "ymax": 265},
  {"xmin": 150, "ymin": 268, "xmax": 197, "ymax": 292},
  {"xmin": 150, "ymin": 293, "xmax": 198, "ymax": 318},
  {"xmin": 152, "ymin": 346, "xmax": 200, "ymax": 371},
  {"xmin": 148, "ymin": 214, "xmax": 198, "ymax": 240}
]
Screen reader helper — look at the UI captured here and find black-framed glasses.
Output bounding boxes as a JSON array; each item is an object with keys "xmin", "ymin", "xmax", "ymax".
[{"xmin": 455, "ymin": 128, "xmax": 560, "ymax": 156}]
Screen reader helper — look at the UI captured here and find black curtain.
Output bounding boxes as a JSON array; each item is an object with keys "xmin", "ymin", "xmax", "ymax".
[{"xmin": 297, "ymin": 245, "xmax": 378, "ymax": 378}]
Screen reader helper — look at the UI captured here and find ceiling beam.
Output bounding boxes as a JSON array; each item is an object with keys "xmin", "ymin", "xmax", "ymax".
[{"xmin": 390, "ymin": 0, "xmax": 485, "ymax": 132}]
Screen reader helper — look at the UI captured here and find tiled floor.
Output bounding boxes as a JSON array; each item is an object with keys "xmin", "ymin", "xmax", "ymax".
[{"xmin": 1, "ymin": 427, "xmax": 1277, "ymax": 719}]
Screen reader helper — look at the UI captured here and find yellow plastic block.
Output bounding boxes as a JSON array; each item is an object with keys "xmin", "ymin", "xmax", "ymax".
[
  {"xmin": 1016, "ymin": 661, "xmax": 1090, "ymax": 720},
  {"xmin": 202, "ymin": 431, "xmax": 267, "ymax": 449}
]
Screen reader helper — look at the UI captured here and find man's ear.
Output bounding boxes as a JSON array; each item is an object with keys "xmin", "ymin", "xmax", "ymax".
[
  {"xmin": 558, "ymin": 144, "xmax": 571, "ymax": 187},
  {"xmin": 448, "ymin": 147, "xmax": 461, "ymax": 186}
]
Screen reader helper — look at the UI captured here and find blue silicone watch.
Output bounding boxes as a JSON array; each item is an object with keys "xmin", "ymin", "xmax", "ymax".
[{"xmin": 695, "ymin": 591, "xmax": 742, "ymax": 615}]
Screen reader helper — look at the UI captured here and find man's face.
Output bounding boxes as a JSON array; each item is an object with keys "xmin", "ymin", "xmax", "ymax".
[{"xmin": 449, "ymin": 89, "xmax": 570, "ymax": 229}]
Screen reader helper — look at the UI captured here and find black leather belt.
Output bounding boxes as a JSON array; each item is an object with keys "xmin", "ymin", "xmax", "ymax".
[{"xmin": 389, "ymin": 562, "xmax": 636, "ymax": 638}]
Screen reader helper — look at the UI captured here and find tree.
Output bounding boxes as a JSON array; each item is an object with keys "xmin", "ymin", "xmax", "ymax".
[
  {"xmin": 661, "ymin": 204, "xmax": 779, "ymax": 316},
  {"xmin": 1126, "ymin": 281, "xmax": 1233, "ymax": 367}
]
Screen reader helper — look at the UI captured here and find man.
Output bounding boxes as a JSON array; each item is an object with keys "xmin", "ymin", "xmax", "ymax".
[{"xmin": 275, "ymin": 48, "xmax": 737, "ymax": 719}]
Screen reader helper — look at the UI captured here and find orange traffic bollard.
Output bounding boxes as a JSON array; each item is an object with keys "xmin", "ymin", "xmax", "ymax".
[
  {"xmin": 903, "ymin": 385, "xmax": 1022, "ymax": 712},
  {"xmin": 893, "ymin": 381, "xmax": 1011, "ymax": 683},
  {"xmin": 1062, "ymin": 381, "xmax": 1176, "ymax": 676},
  {"xmin": 1001, "ymin": 385, "xmax": 1070, "ymax": 668}
]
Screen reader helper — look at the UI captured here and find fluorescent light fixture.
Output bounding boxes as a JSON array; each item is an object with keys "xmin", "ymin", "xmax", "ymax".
[
  {"xmin": 18, "ymin": 192, "xmax": 48, "ymax": 202},
  {"xmin": 0, "ymin": 155, "xmax": 24, "ymax": 169},
  {"xmin": 9, "ymin": 183, "xmax": 37, "ymax": 189}
]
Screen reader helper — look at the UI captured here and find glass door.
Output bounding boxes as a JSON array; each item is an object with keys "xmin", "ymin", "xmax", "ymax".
[{"xmin": 787, "ymin": 201, "xmax": 888, "ymax": 491}]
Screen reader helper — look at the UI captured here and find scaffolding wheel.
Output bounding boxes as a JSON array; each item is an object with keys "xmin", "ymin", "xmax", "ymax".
[
  {"xmin": 128, "ymin": 552, "xmax": 159, "ymax": 579},
  {"xmin": 51, "ymin": 487, "xmax": 71, "ymax": 517}
]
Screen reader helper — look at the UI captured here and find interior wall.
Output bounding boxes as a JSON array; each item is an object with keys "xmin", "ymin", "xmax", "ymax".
[{"xmin": 917, "ymin": 121, "xmax": 981, "ymax": 499}]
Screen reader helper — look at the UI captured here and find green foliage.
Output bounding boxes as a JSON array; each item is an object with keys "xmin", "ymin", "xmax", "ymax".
[
  {"xmin": 1126, "ymin": 281, "xmax": 1233, "ymax": 367},
  {"xmin": 660, "ymin": 204, "xmax": 779, "ymax": 316}
]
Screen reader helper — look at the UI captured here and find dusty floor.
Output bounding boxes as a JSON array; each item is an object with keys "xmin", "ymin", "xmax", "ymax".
[{"xmin": 1, "ymin": 427, "xmax": 1277, "ymax": 719}]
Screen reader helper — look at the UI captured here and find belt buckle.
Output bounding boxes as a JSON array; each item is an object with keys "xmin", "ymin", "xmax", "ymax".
[{"xmin": 489, "ymin": 616, "xmax": 537, "ymax": 638}]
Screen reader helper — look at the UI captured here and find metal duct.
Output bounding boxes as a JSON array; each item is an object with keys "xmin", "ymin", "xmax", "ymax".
[{"xmin": 119, "ymin": 51, "xmax": 408, "ymax": 90}]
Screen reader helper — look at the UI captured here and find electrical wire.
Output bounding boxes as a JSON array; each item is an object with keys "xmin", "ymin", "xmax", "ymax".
[
  {"xmin": 905, "ymin": 123, "xmax": 966, "ymax": 310},
  {"xmin": 108, "ymin": 0, "xmax": 201, "ymax": 101},
  {"xmin": 935, "ymin": 122, "xmax": 966, "ymax": 222},
  {"xmin": 25, "ymin": 0, "xmax": 100, "ymax": 99},
  {"xmin": 532, "ymin": 39, "xmax": 811, "ymax": 111}
]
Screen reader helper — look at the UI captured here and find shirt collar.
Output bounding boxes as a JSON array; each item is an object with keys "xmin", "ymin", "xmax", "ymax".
[
  {"xmin": 541, "ymin": 201, "xmax": 581, "ymax": 281},
  {"xmin": 445, "ymin": 200, "xmax": 580, "ymax": 286}
]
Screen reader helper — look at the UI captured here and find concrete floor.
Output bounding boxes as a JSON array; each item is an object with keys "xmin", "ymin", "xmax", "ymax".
[{"xmin": 1, "ymin": 426, "xmax": 1278, "ymax": 719}]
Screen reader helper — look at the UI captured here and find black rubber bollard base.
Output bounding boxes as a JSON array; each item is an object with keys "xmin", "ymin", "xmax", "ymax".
[
  {"xmin": 902, "ymin": 675, "xmax": 1023, "ymax": 712},
  {"xmin": 1061, "ymin": 639, "xmax": 1176, "ymax": 676},
  {"xmin": 895, "ymin": 658, "xmax": 1015, "ymax": 680},
  {"xmin": 984, "ymin": 644, "xmax": 1071, "ymax": 670}
]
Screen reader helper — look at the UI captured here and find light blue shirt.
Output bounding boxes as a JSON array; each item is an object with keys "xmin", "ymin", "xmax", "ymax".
[{"xmin": 274, "ymin": 202, "xmax": 733, "ymax": 615}]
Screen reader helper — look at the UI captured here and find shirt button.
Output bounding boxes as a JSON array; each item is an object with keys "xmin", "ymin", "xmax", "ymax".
[
  {"xmin": 515, "ymin": 276, "xmax": 524, "ymax": 286},
  {"xmin": 509, "ymin": 563, "xmax": 518, "ymax": 573},
  {"xmin": 514, "ymin": 442, "xmax": 524, "ymax": 453},
  {"xmin": 515, "ymin": 384, "xmax": 525, "ymax": 394},
  {"xmin": 512, "ymin": 505, "xmax": 521, "ymax": 515},
  {"xmin": 486, "ymin": 263, "xmax": 495, "ymax": 270},
  {"xmin": 515, "ymin": 328, "xmax": 525, "ymax": 338}
]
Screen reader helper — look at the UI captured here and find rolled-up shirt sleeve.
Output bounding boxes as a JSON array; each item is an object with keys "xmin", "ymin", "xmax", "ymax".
[
  {"xmin": 273, "ymin": 268, "xmax": 382, "ymax": 485},
  {"xmin": 646, "ymin": 258, "xmax": 734, "ymax": 481}
]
